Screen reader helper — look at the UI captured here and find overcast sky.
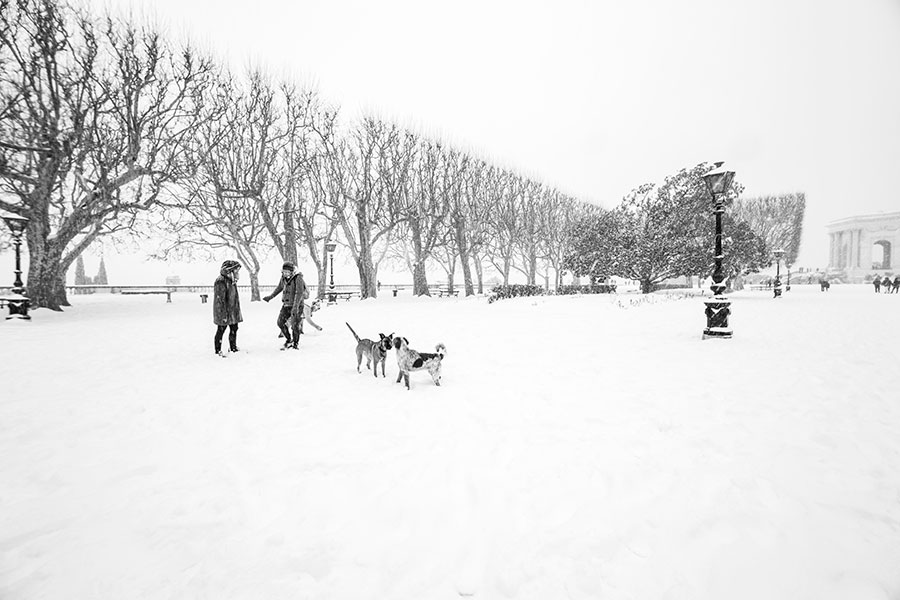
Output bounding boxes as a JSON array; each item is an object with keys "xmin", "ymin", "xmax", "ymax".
[{"xmin": 87, "ymin": 0, "xmax": 900, "ymax": 271}]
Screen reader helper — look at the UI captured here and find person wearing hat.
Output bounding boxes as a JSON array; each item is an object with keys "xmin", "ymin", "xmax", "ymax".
[
  {"xmin": 263, "ymin": 261, "xmax": 307, "ymax": 349},
  {"xmin": 213, "ymin": 260, "xmax": 243, "ymax": 356}
]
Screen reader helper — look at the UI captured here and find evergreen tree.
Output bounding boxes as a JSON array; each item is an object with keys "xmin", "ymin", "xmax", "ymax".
[
  {"xmin": 731, "ymin": 193, "xmax": 806, "ymax": 266},
  {"xmin": 95, "ymin": 257, "xmax": 108, "ymax": 285},
  {"xmin": 74, "ymin": 255, "xmax": 86, "ymax": 285}
]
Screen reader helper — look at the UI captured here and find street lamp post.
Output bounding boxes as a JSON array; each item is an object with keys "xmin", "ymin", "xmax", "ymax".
[
  {"xmin": 701, "ymin": 162, "xmax": 735, "ymax": 340},
  {"xmin": 786, "ymin": 263, "xmax": 792, "ymax": 292},
  {"xmin": 325, "ymin": 241, "xmax": 337, "ymax": 304},
  {"xmin": 773, "ymin": 248, "xmax": 784, "ymax": 298},
  {"xmin": 1, "ymin": 211, "xmax": 31, "ymax": 320}
]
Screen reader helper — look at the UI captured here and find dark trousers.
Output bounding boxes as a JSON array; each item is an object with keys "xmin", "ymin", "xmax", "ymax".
[
  {"xmin": 277, "ymin": 305, "xmax": 301, "ymax": 343},
  {"xmin": 214, "ymin": 323, "xmax": 239, "ymax": 352}
]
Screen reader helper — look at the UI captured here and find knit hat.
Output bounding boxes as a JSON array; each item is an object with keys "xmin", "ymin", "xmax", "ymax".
[
  {"xmin": 282, "ymin": 261, "xmax": 295, "ymax": 271},
  {"xmin": 220, "ymin": 260, "xmax": 241, "ymax": 275}
]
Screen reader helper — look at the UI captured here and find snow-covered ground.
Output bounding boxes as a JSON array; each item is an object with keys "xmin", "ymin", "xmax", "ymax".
[{"xmin": 2, "ymin": 284, "xmax": 899, "ymax": 600}]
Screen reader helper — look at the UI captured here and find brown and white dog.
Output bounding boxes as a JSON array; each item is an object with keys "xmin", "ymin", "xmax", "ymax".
[
  {"xmin": 346, "ymin": 322, "xmax": 394, "ymax": 377},
  {"xmin": 393, "ymin": 337, "xmax": 446, "ymax": 390}
]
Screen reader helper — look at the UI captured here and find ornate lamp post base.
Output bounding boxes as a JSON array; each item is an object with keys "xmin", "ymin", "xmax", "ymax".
[
  {"xmin": 702, "ymin": 297, "xmax": 732, "ymax": 339},
  {"xmin": 5, "ymin": 296, "xmax": 31, "ymax": 320}
]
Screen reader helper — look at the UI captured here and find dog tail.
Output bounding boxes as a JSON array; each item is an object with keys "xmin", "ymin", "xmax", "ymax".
[
  {"xmin": 345, "ymin": 322, "xmax": 360, "ymax": 342},
  {"xmin": 435, "ymin": 343, "xmax": 446, "ymax": 359}
]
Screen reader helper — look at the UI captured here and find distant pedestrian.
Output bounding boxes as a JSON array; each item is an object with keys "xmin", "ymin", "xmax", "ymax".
[
  {"xmin": 263, "ymin": 261, "xmax": 307, "ymax": 350},
  {"xmin": 819, "ymin": 278, "xmax": 830, "ymax": 292},
  {"xmin": 893, "ymin": 275, "xmax": 900, "ymax": 294},
  {"xmin": 213, "ymin": 260, "xmax": 243, "ymax": 357},
  {"xmin": 882, "ymin": 275, "xmax": 892, "ymax": 293},
  {"xmin": 874, "ymin": 277, "xmax": 882, "ymax": 293}
]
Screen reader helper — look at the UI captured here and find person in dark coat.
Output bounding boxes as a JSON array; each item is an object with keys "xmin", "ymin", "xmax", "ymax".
[
  {"xmin": 213, "ymin": 260, "xmax": 243, "ymax": 356},
  {"xmin": 893, "ymin": 275, "xmax": 900, "ymax": 294},
  {"xmin": 882, "ymin": 275, "xmax": 892, "ymax": 293},
  {"xmin": 263, "ymin": 261, "xmax": 307, "ymax": 350}
]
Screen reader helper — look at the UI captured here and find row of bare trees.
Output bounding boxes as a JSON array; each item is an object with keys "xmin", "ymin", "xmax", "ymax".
[
  {"xmin": 1, "ymin": 0, "xmax": 808, "ymax": 309},
  {"xmin": 1, "ymin": 0, "xmax": 594, "ymax": 307},
  {"xmin": 149, "ymin": 75, "xmax": 597, "ymax": 301}
]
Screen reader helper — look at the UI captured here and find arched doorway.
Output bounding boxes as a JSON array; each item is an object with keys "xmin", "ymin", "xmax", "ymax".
[{"xmin": 872, "ymin": 240, "xmax": 892, "ymax": 269}]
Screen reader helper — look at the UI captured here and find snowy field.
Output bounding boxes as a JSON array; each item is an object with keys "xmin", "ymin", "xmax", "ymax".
[{"xmin": 2, "ymin": 284, "xmax": 899, "ymax": 600}]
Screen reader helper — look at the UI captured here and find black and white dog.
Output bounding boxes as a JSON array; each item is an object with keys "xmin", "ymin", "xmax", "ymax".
[
  {"xmin": 346, "ymin": 322, "xmax": 394, "ymax": 377},
  {"xmin": 393, "ymin": 337, "xmax": 446, "ymax": 390}
]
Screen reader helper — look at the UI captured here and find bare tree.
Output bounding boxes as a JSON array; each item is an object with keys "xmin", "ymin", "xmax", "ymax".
[
  {"xmin": 315, "ymin": 116, "xmax": 406, "ymax": 298},
  {"xmin": 156, "ymin": 73, "xmax": 281, "ymax": 299},
  {"xmin": 270, "ymin": 82, "xmax": 339, "ymax": 293},
  {"xmin": 484, "ymin": 169, "xmax": 522, "ymax": 286},
  {"xmin": 401, "ymin": 138, "xmax": 454, "ymax": 295},
  {"xmin": 537, "ymin": 190, "xmax": 580, "ymax": 290},
  {"xmin": 510, "ymin": 178, "xmax": 543, "ymax": 285},
  {"xmin": 0, "ymin": 1, "xmax": 215, "ymax": 309}
]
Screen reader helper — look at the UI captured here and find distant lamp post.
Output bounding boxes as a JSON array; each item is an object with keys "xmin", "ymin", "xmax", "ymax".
[
  {"xmin": 1, "ymin": 211, "xmax": 31, "ymax": 320},
  {"xmin": 325, "ymin": 241, "xmax": 337, "ymax": 304},
  {"xmin": 701, "ymin": 161, "xmax": 735, "ymax": 339},
  {"xmin": 786, "ymin": 262, "xmax": 792, "ymax": 292},
  {"xmin": 773, "ymin": 248, "xmax": 785, "ymax": 298}
]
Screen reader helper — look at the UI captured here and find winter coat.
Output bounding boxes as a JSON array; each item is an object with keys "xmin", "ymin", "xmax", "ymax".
[
  {"xmin": 213, "ymin": 272, "xmax": 243, "ymax": 325},
  {"xmin": 265, "ymin": 273, "xmax": 306, "ymax": 313}
]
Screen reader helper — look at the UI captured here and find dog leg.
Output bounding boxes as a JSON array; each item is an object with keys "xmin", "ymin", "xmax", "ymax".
[{"xmin": 307, "ymin": 317, "xmax": 323, "ymax": 331}]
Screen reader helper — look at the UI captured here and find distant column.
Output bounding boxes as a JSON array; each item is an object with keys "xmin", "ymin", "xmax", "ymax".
[{"xmin": 828, "ymin": 234, "xmax": 834, "ymax": 268}]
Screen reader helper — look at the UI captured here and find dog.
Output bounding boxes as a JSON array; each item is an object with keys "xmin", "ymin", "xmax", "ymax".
[
  {"xmin": 393, "ymin": 337, "xmax": 446, "ymax": 390},
  {"xmin": 346, "ymin": 322, "xmax": 394, "ymax": 377},
  {"xmin": 278, "ymin": 298, "xmax": 323, "ymax": 338},
  {"xmin": 301, "ymin": 298, "xmax": 323, "ymax": 332}
]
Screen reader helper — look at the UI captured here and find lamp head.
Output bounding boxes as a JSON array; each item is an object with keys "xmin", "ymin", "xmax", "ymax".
[
  {"xmin": 325, "ymin": 242, "xmax": 337, "ymax": 253},
  {"xmin": 1, "ymin": 211, "xmax": 29, "ymax": 236},
  {"xmin": 773, "ymin": 248, "xmax": 785, "ymax": 260},
  {"xmin": 702, "ymin": 161, "xmax": 736, "ymax": 197}
]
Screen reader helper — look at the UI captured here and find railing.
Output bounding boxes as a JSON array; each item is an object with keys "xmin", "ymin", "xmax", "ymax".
[{"xmin": 62, "ymin": 283, "xmax": 408, "ymax": 297}]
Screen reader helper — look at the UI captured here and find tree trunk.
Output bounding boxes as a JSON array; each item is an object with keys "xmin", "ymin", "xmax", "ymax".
[
  {"xmin": 454, "ymin": 223, "xmax": 474, "ymax": 296},
  {"xmin": 317, "ymin": 242, "xmax": 329, "ymax": 300},
  {"xmin": 356, "ymin": 254, "xmax": 377, "ymax": 298},
  {"xmin": 410, "ymin": 222, "xmax": 430, "ymax": 296},
  {"xmin": 248, "ymin": 270, "xmax": 261, "ymax": 301},
  {"xmin": 25, "ymin": 234, "xmax": 70, "ymax": 311},
  {"xmin": 641, "ymin": 278, "xmax": 653, "ymax": 294},
  {"xmin": 446, "ymin": 261, "xmax": 456, "ymax": 292},
  {"xmin": 282, "ymin": 200, "xmax": 298, "ymax": 264},
  {"xmin": 528, "ymin": 251, "xmax": 537, "ymax": 285},
  {"xmin": 352, "ymin": 205, "xmax": 378, "ymax": 299},
  {"xmin": 413, "ymin": 261, "xmax": 429, "ymax": 296},
  {"xmin": 473, "ymin": 254, "xmax": 484, "ymax": 294}
]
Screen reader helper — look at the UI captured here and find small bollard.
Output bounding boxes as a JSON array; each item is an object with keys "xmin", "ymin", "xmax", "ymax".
[{"xmin": 200, "ymin": 294, "xmax": 208, "ymax": 304}]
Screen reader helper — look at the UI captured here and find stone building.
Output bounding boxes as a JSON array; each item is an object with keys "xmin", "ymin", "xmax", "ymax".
[{"xmin": 827, "ymin": 212, "xmax": 900, "ymax": 282}]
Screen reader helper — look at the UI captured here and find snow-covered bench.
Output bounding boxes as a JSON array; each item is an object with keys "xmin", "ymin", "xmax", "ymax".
[{"xmin": 121, "ymin": 289, "xmax": 172, "ymax": 303}]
